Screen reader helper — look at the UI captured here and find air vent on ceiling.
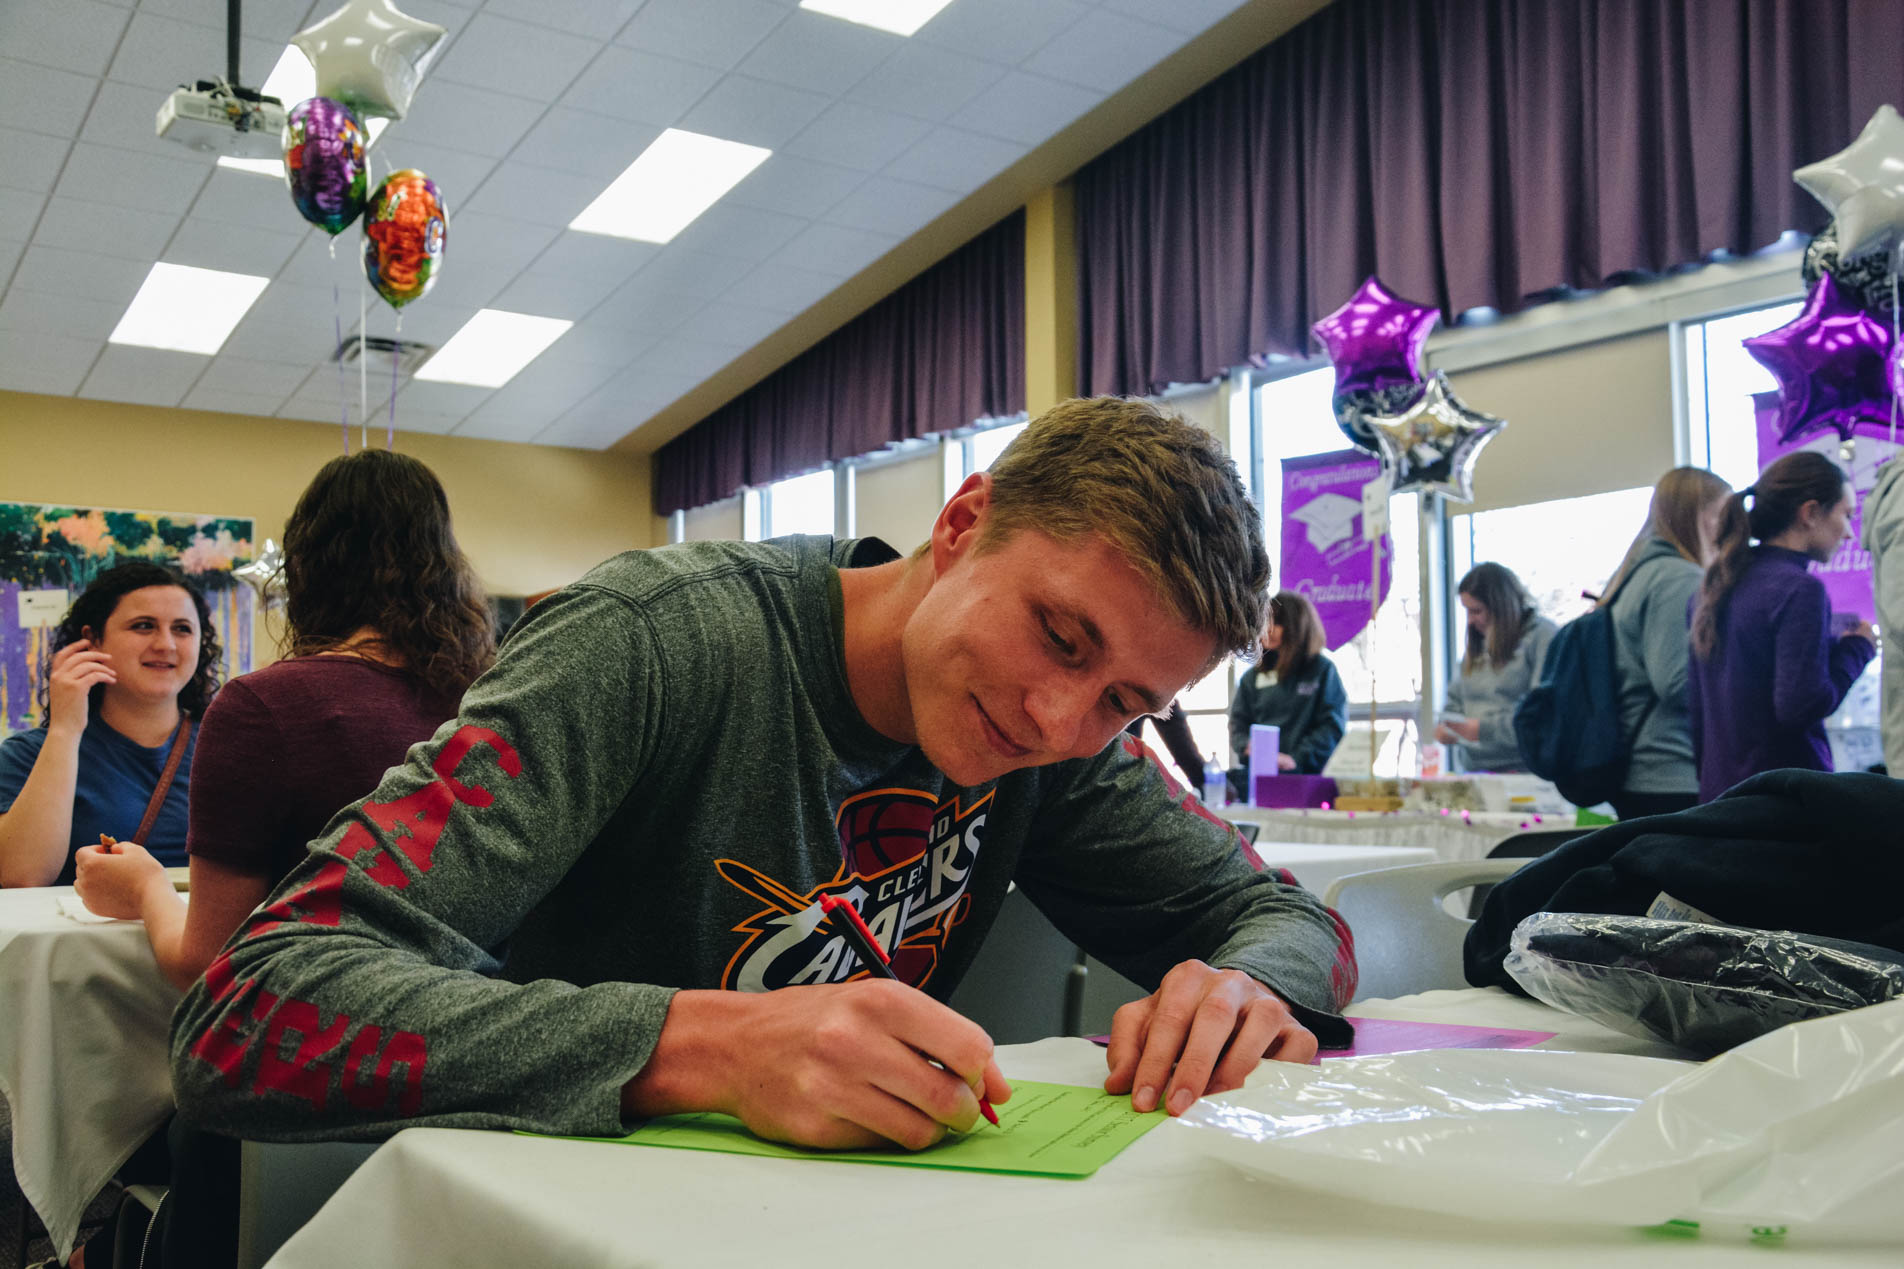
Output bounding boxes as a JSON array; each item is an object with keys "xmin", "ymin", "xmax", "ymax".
[{"xmin": 334, "ymin": 334, "xmax": 436, "ymax": 377}]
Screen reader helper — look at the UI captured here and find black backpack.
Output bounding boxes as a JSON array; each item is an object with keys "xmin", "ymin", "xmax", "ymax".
[{"xmin": 1512, "ymin": 565, "xmax": 1657, "ymax": 806}]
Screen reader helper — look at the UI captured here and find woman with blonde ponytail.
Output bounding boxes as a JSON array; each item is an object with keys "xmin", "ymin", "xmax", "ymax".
[{"xmin": 1687, "ymin": 451, "xmax": 1874, "ymax": 801}]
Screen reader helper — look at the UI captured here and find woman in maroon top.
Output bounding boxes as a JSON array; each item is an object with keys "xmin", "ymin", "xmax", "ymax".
[{"xmin": 74, "ymin": 450, "xmax": 495, "ymax": 987}]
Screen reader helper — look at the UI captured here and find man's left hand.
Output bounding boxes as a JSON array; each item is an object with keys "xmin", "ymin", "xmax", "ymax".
[{"xmin": 1103, "ymin": 960, "xmax": 1316, "ymax": 1116}]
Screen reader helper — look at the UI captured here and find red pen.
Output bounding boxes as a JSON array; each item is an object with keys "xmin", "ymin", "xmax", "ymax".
[{"xmin": 817, "ymin": 893, "xmax": 1000, "ymax": 1127}]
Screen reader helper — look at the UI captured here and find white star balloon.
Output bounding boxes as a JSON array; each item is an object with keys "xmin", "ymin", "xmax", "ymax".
[
  {"xmin": 1794, "ymin": 104, "xmax": 1904, "ymax": 271},
  {"xmin": 1366, "ymin": 372, "xmax": 1507, "ymax": 504},
  {"xmin": 231, "ymin": 539, "xmax": 285, "ymax": 608},
  {"xmin": 292, "ymin": 0, "xmax": 447, "ymax": 123}
]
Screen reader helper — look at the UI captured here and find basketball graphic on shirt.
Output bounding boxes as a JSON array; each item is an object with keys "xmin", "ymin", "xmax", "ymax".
[{"xmin": 836, "ymin": 789, "xmax": 933, "ymax": 876}]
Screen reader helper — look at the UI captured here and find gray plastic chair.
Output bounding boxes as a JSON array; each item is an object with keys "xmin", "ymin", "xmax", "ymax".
[{"xmin": 1322, "ymin": 859, "xmax": 1528, "ymax": 1003}]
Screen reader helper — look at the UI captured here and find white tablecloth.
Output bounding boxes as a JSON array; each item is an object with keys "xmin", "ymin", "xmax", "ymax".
[
  {"xmin": 1247, "ymin": 841, "xmax": 1436, "ymax": 895},
  {"xmin": 265, "ymin": 988, "xmax": 1892, "ymax": 1269},
  {"xmin": 1226, "ymin": 806, "xmax": 1572, "ymax": 861},
  {"xmin": 0, "ymin": 886, "xmax": 178, "ymax": 1262}
]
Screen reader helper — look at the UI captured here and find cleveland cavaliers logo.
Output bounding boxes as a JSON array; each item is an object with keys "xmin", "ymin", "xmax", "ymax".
[{"xmin": 718, "ymin": 786, "xmax": 990, "ymax": 993}]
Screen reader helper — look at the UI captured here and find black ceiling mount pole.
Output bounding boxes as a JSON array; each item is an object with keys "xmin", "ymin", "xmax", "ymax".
[{"xmin": 227, "ymin": 0, "xmax": 241, "ymax": 87}]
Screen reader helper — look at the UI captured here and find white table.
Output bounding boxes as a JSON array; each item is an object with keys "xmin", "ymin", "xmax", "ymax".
[
  {"xmin": 265, "ymin": 988, "xmax": 1894, "ymax": 1269},
  {"xmin": 0, "ymin": 886, "xmax": 179, "ymax": 1262},
  {"xmin": 1226, "ymin": 806, "xmax": 1571, "ymax": 861},
  {"xmin": 1248, "ymin": 841, "xmax": 1436, "ymax": 896}
]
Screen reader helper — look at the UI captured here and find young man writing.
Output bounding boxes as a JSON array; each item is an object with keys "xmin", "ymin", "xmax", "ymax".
[{"xmin": 172, "ymin": 397, "xmax": 1356, "ymax": 1150}]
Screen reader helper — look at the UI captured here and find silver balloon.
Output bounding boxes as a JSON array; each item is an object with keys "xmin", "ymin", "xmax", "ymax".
[
  {"xmin": 232, "ymin": 539, "xmax": 286, "ymax": 608},
  {"xmin": 1794, "ymin": 103, "xmax": 1904, "ymax": 271},
  {"xmin": 1802, "ymin": 221, "xmax": 1898, "ymax": 314},
  {"xmin": 1366, "ymin": 372, "xmax": 1506, "ymax": 503},
  {"xmin": 293, "ymin": 0, "xmax": 447, "ymax": 123}
]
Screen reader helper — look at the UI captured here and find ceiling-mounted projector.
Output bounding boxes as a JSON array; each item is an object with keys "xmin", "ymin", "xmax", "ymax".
[{"xmin": 156, "ymin": 80, "xmax": 286, "ymax": 159}]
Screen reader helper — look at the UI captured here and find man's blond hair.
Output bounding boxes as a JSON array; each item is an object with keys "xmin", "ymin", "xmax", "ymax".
[{"xmin": 978, "ymin": 396, "xmax": 1268, "ymax": 672}]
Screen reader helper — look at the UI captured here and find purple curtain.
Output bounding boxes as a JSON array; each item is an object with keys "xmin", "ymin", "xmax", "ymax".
[
  {"xmin": 655, "ymin": 212, "xmax": 1024, "ymax": 516},
  {"xmin": 1076, "ymin": 0, "xmax": 1904, "ymax": 397}
]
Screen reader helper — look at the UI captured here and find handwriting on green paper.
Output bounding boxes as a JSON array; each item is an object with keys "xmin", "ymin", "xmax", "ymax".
[{"xmin": 544, "ymin": 1081, "xmax": 1164, "ymax": 1178}]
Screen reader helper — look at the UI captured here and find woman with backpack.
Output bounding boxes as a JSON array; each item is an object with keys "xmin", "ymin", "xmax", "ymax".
[
  {"xmin": 1689, "ymin": 451, "xmax": 1875, "ymax": 802},
  {"xmin": 1595, "ymin": 466, "xmax": 1733, "ymax": 819},
  {"xmin": 1437, "ymin": 563, "xmax": 1554, "ymax": 772}
]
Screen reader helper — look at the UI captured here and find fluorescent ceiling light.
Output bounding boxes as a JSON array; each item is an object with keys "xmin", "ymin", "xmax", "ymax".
[
  {"xmin": 799, "ymin": 0, "xmax": 955, "ymax": 37},
  {"xmin": 413, "ymin": 309, "xmax": 575, "ymax": 388},
  {"xmin": 569, "ymin": 128, "xmax": 770, "ymax": 243},
  {"xmin": 109, "ymin": 262, "xmax": 270, "ymax": 355},
  {"xmin": 217, "ymin": 45, "xmax": 387, "ymax": 177}
]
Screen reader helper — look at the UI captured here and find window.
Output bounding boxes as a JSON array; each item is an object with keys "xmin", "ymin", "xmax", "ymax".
[
  {"xmin": 969, "ymin": 420, "xmax": 1028, "ymax": 473},
  {"xmin": 1450, "ymin": 487, "xmax": 1656, "ymax": 626},
  {"xmin": 749, "ymin": 467, "xmax": 837, "ymax": 540}
]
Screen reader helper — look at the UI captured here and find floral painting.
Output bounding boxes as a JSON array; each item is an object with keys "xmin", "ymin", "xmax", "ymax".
[{"xmin": 0, "ymin": 501, "xmax": 257, "ymax": 734}]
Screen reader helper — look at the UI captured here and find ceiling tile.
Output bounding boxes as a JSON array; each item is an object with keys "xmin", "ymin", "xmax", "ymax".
[
  {"xmin": 589, "ymin": 283, "xmax": 709, "ymax": 339},
  {"xmin": 217, "ymin": 317, "xmax": 338, "ymax": 367},
  {"xmin": 242, "ymin": 280, "xmax": 352, "ymax": 342},
  {"xmin": 386, "ymin": 146, "xmax": 498, "ymax": 213},
  {"xmin": 559, "ymin": 47, "xmax": 722, "ymax": 127},
  {"xmin": 883, "ymin": 126, "xmax": 1028, "ymax": 193},
  {"xmin": 666, "ymin": 202, "xmax": 809, "ymax": 264},
  {"xmin": 822, "ymin": 176, "xmax": 959, "ymax": 237},
  {"xmin": 398, "ymin": 379, "xmax": 490, "ymax": 417},
  {"xmin": 196, "ymin": 355, "xmax": 311, "ymax": 396},
  {"xmin": 777, "ymin": 222, "xmax": 896, "ymax": 277},
  {"xmin": 916, "ymin": 0, "xmax": 1091, "ymax": 65},
  {"xmin": 406, "ymin": 212, "xmax": 562, "ymax": 310},
  {"xmin": 135, "ymin": 0, "xmax": 309, "ymax": 43},
  {"xmin": 30, "ymin": 196, "xmax": 179, "ymax": 261},
  {"xmin": 164, "ymin": 216, "xmax": 304, "ymax": 276},
  {"xmin": 54, "ymin": 141, "xmax": 209, "ymax": 213},
  {"xmin": 1099, "ymin": 0, "xmax": 1247, "ymax": 35},
  {"xmin": 540, "ymin": 320, "xmax": 656, "ymax": 366},
  {"xmin": 534, "ymin": 412, "xmax": 637, "ymax": 449},
  {"xmin": 0, "ymin": 0, "xmax": 131, "ymax": 77},
  {"xmin": 190, "ymin": 165, "xmax": 296, "ymax": 227},
  {"xmin": 0, "ymin": 58, "xmax": 100, "ymax": 140},
  {"xmin": 359, "ymin": 301, "xmax": 480, "ymax": 348},
  {"xmin": 530, "ymin": 231, "xmax": 661, "ymax": 284},
  {"xmin": 80, "ymin": 344, "xmax": 208, "ymax": 407},
  {"xmin": 0, "ymin": 328, "xmax": 99, "ymax": 395},
  {"xmin": 625, "ymin": 245, "xmax": 755, "ymax": 301},
  {"xmin": 433, "ymin": 13, "xmax": 598, "ymax": 102},
  {"xmin": 488, "ymin": 267, "xmax": 626, "ymax": 319},
  {"xmin": 0, "ymin": 286, "xmax": 126, "ymax": 340},
  {"xmin": 80, "ymin": 79, "xmax": 186, "ymax": 155},
  {"xmin": 105, "ymin": 11, "xmax": 281, "ymax": 92},
  {"xmin": 397, "ymin": 81, "xmax": 547, "ymax": 158},
  {"xmin": 0, "ymin": 188, "xmax": 46, "ymax": 240},
  {"xmin": 783, "ymin": 102, "xmax": 930, "ymax": 174},
  {"xmin": 277, "ymin": 395, "xmax": 355, "ymax": 424},
  {"xmin": 0, "ymin": 237, "xmax": 23, "ymax": 281},
  {"xmin": 180, "ymin": 386, "xmax": 294, "ymax": 418},
  {"xmin": 12, "ymin": 244, "xmax": 153, "ymax": 304},
  {"xmin": 726, "ymin": 154, "xmax": 866, "ymax": 220},
  {"xmin": 736, "ymin": 11, "xmax": 901, "ymax": 96},
  {"xmin": 390, "ymin": 409, "xmax": 474, "ymax": 437},
  {"xmin": 454, "ymin": 357, "xmax": 621, "ymax": 438},
  {"xmin": 846, "ymin": 43, "xmax": 1008, "ymax": 123},
  {"xmin": 948, "ymin": 71, "xmax": 1102, "ymax": 145},
  {"xmin": 481, "ymin": 0, "xmax": 644, "ymax": 41},
  {"xmin": 614, "ymin": 0, "xmax": 789, "ymax": 72},
  {"xmin": 672, "ymin": 300, "xmax": 786, "ymax": 348},
  {"xmin": 719, "ymin": 260, "xmax": 840, "ymax": 314},
  {"xmin": 1022, "ymin": 12, "xmax": 1187, "ymax": 93},
  {"xmin": 271, "ymin": 233, "xmax": 369, "ymax": 288},
  {"xmin": 678, "ymin": 76, "xmax": 831, "ymax": 151},
  {"xmin": 0, "ymin": 128, "xmax": 73, "ymax": 195},
  {"xmin": 462, "ymin": 160, "xmax": 605, "ymax": 228},
  {"xmin": 509, "ymin": 109, "xmax": 660, "ymax": 181}
]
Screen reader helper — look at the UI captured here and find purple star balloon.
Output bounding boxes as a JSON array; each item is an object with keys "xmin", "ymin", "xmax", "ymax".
[
  {"xmin": 1312, "ymin": 277, "xmax": 1441, "ymax": 397},
  {"xmin": 1744, "ymin": 274, "xmax": 1896, "ymax": 445}
]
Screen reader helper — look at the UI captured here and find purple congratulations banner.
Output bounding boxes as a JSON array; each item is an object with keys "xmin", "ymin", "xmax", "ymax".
[
  {"xmin": 1752, "ymin": 390, "xmax": 1896, "ymax": 624},
  {"xmin": 1280, "ymin": 449, "xmax": 1393, "ymax": 650}
]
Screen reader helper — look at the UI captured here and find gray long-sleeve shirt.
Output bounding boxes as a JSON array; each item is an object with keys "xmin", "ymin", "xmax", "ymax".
[
  {"xmin": 1445, "ymin": 614, "xmax": 1556, "ymax": 772},
  {"xmin": 1608, "ymin": 538, "xmax": 1702, "ymax": 794},
  {"xmin": 170, "ymin": 536, "xmax": 1355, "ymax": 1142}
]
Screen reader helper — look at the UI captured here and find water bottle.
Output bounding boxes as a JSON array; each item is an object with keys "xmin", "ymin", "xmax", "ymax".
[{"xmin": 1202, "ymin": 752, "xmax": 1227, "ymax": 807}]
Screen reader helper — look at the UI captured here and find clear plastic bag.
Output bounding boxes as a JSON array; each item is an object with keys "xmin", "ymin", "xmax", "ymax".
[
  {"xmin": 1179, "ymin": 997, "xmax": 1904, "ymax": 1242},
  {"xmin": 1504, "ymin": 912, "xmax": 1904, "ymax": 1056}
]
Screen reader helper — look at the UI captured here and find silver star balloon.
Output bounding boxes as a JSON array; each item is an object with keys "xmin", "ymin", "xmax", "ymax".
[
  {"xmin": 231, "ymin": 539, "xmax": 286, "ymax": 608},
  {"xmin": 1794, "ymin": 104, "xmax": 1904, "ymax": 271},
  {"xmin": 1365, "ymin": 372, "xmax": 1506, "ymax": 503},
  {"xmin": 293, "ymin": 0, "xmax": 447, "ymax": 123}
]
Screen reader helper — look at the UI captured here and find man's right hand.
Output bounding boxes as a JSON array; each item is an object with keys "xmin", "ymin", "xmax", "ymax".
[
  {"xmin": 621, "ymin": 982, "xmax": 1010, "ymax": 1150},
  {"xmin": 46, "ymin": 639, "xmax": 115, "ymax": 736}
]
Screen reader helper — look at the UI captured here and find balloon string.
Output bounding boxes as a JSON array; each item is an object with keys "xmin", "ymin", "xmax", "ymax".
[
  {"xmin": 358, "ymin": 269, "xmax": 369, "ymax": 454},
  {"xmin": 330, "ymin": 238, "xmax": 349, "ymax": 455},
  {"xmin": 388, "ymin": 313, "xmax": 400, "ymax": 450}
]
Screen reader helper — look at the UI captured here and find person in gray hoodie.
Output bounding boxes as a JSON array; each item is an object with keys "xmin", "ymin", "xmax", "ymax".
[
  {"xmin": 1437, "ymin": 562, "xmax": 1554, "ymax": 772},
  {"xmin": 169, "ymin": 397, "xmax": 1355, "ymax": 1156},
  {"xmin": 1598, "ymin": 466, "xmax": 1732, "ymax": 819}
]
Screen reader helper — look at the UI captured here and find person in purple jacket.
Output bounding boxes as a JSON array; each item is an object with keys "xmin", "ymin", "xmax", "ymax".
[{"xmin": 1688, "ymin": 450, "xmax": 1875, "ymax": 802}]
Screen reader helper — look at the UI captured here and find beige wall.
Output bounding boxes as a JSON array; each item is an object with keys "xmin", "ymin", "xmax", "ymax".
[
  {"xmin": 681, "ymin": 494, "xmax": 743, "ymax": 542},
  {"xmin": 0, "ymin": 390, "xmax": 654, "ymax": 605},
  {"xmin": 853, "ymin": 449, "xmax": 945, "ymax": 555}
]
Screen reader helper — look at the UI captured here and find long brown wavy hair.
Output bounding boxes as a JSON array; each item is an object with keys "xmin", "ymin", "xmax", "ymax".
[
  {"xmin": 1597, "ymin": 466, "xmax": 1733, "ymax": 606},
  {"xmin": 1260, "ymin": 590, "xmax": 1325, "ymax": 684},
  {"xmin": 1691, "ymin": 450, "xmax": 1848, "ymax": 661},
  {"xmin": 1458, "ymin": 562, "xmax": 1538, "ymax": 671},
  {"xmin": 281, "ymin": 450, "xmax": 494, "ymax": 699}
]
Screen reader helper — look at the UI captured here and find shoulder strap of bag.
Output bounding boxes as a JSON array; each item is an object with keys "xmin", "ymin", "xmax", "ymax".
[{"xmin": 131, "ymin": 714, "xmax": 192, "ymax": 846}]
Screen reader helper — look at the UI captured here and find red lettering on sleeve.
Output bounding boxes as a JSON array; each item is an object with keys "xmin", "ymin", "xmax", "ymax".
[
  {"xmin": 433, "ymin": 725, "xmax": 522, "ymax": 807},
  {"xmin": 253, "ymin": 998, "xmax": 353, "ymax": 1111}
]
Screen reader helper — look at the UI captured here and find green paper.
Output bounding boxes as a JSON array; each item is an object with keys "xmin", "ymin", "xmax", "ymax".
[{"xmin": 547, "ymin": 1081, "xmax": 1164, "ymax": 1178}]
